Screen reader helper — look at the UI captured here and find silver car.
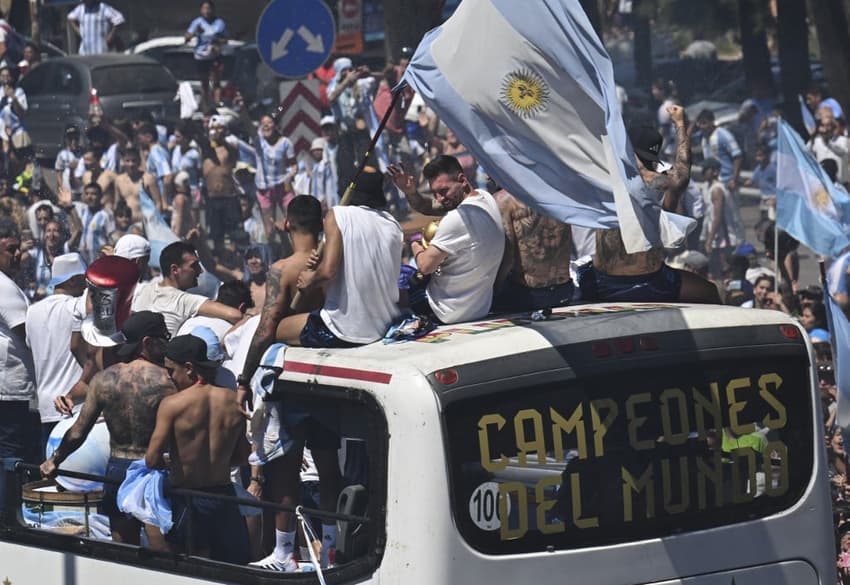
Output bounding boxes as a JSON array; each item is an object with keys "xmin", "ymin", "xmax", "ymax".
[{"xmin": 20, "ymin": 54, "xmax": 178, "ymax": 161}]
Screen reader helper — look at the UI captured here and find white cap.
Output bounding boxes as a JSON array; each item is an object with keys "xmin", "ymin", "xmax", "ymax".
[
  {"xmin": 114, "ymin": 234, "xmax": 151, "ymax": 260},
  {"xmin": 319, "ymin": 115, "xmax": 336, "ymax": 127},
  {"xmin": 209, "ymin": 114, "xmax": 231, "ymax": 128},
  {"xmin": 310, "ymin": 137, "xmax": 327, "ymax": 151},
  {"xmin": 48, "ymin": 253, "xmax": 87, "ymax": 289}
]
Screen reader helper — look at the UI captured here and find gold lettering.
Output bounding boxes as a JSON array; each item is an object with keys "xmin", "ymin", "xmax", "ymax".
[
  {"xmin": 696, "ymin": 451, "xmax": 723, "ymax": 510},
  {"xmin": 727, "ymin": 377, "xmax": 756, "ymax": 435},
  {"xmin": 551, "ymin": 405, "xmax": 588, "ymax": 461},
  {"xmin": 626, "ymin": 393, "xmax": 654, "ymax": 451},
  {"xmin": 571, "ymin": 472, "xmax": 599, "ymax": 528},
  {"xmin": 622, "ymin": 465, "xmax": 655, "ymax": 521},
  {"xmin": 478, "ymin": 414, "xmax": 508, "ymax": 472},
  {"xmin": 764, "ymin": 440, "xmax": 790, "ymax": 497},
  {"xmin": 661, "ymin": 457, "xmax": 690, "ymax": 515},
  {"xmin": 536, "ymin": 476, "xmax": 565, "ymax": 534},
  {"xmin": 515, "ymin": 409, "xmax": 546, "ymax": 466},
  {"xmin": 692, "ymin": 383, "xmax": 722, "ymax": 441},
  {"xmin": 499, "ymin": 482, "xmax": 528, "ymax": 540},
  {"xmin": 659, "ymin": 388, "xmax": 690, "ymax": 446},
  {"xmin": 730, "ymin": 448, "xmax": 758, "ymax": 504},
  {"xmin": 590, "ymin": 399, "xmax": 618, "ymax": 458},
  {"xmin": 758, "ymin": 373, "xmax": 788, "ymax": 430}
]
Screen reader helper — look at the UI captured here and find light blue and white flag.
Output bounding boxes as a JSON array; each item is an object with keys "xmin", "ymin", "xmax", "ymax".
[
  {"xmin": 776, "ymin": 118, "xmax": 850, "ymax": 258},
  {"xmin": 825, "ymin": 258, "xmax": 850, "ymax": 433},
  {"xmin": 799, "ymin": 94, "xmax": 816, "ymax": 136},
  {"xmin": 402, "ymin": 0, "xmax": 693, "ymax": 253}
]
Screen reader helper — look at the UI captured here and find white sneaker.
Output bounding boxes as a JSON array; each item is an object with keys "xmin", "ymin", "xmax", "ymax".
[{"xmin": 250, "ymin": 552, "xmax": 299, "ymax": 572}]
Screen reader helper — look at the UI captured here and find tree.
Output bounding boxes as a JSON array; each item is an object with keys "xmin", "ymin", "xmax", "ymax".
[
  {"xmin": 777, "ymin": 0, "xmax": 809, "ymax": 133},
  {"xmin": 737, "ymin": 0, "xmax": 773, "ymax": 94},
  {"xmin": 807, "ymin": 0, "xmax": 850, "ymax": 114},
  {"xmin": 633, "ymin": 0, "xmax": 653, "ymax": 87},
  {"xmin": 383, "ymin": 0, "xmax": 445, "ymax": 63}
]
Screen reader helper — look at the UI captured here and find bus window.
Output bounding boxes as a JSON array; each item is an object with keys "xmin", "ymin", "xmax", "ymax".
[
  {"xmin": 444, "ymin": 356, "xmax": 813, "ymax": 554},
  {"xmin": 2, "ymin": 385, "xmax": 387, "ymax": 584}
]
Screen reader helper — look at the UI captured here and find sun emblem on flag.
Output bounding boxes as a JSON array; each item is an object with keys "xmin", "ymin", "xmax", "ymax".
[
  {"xmin": 812, "ymin": 187, "xmax": 832, "ymax": 210},
  {"xmin": 499, "ymin": 69, "xmax": 549, "ymax": 119}
]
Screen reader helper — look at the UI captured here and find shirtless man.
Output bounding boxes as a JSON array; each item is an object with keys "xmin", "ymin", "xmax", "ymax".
[
  {"xmin": 203, "ymin": 117, "xmax": 242, "ymax": 249},
  {"xmin": 145, "ymin": 335, "xmax": 250, "ymax": 564},
  {"xmin": 235, "ymin": 195, "xmax": 324, "ymax": 571},
  {"xmin": 580, "ymin": 105, "xmax": 720, "ymax": 303},
  {"xmin": 114, "ymin": 147, "xmax": 163, "ymax": 224},
  {"xmin": 40, "ymin": 311, "xmax": 174, "ymax": 544},
  {"xmin": 81, "ymin": 146, "xmax": 117, "ymax": 205}
]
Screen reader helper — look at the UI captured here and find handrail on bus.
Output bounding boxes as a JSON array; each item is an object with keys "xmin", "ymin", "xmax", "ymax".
[{"xmin": 11, "ymin": 461, "xmax": 372, "ymax": 525}]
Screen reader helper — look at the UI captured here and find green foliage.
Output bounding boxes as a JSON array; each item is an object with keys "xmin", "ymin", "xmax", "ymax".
[{"xmin": 648, "ymin": 0, "xmax": 739, "ymax": 35}]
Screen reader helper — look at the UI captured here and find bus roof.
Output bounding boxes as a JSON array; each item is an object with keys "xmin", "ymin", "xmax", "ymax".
[{"xmin": 277, "ymin": 303, "xmax": 807, "ymax": 391}]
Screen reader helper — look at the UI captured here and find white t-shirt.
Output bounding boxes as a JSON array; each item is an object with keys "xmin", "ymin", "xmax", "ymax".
[
  {"xmin": 427, "ymin": 190, "xmax": 505, "ymax": 324},
  {"xmin": 131, "ymin": 281, "xmax": 207, "ymax": 336},
  {"xmin": 221, "ymin": 314, "xmax": 260, "ymax": 382},
  {"xmin": 0, "ymin": 271, "xmax": 35, "ymax": 402},
  {"xmin": 176, "ymin": 315, "xmax": 232, "ymax": 340},
  {"xmin": 321, "ymin": 206, "xmax": 403, "ymax": 344},
  {"xmin": 25, "ymin": 294, "xmax": 86, "ymax": 422}
]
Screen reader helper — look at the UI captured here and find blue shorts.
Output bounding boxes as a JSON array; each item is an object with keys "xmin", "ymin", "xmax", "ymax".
[
  {"xmin": 299, "ymin": 311, "xmax": 358, "ymax": 349},
  {"xmin": 577, "ymin": 264, "xmax": 681, "ymax": 302},
  {"xmin": 493, "ymin": 280, "xmax": 574, "ymax": 313},
  {"xmin": 166, "ymin": 483, "xmax": 250, "ymax": 564},
  {"xmin": 100, "ymin": 456, "xmax": 134, "ymax": 518}
]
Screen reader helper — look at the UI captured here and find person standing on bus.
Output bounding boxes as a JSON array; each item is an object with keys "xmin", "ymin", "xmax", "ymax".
[
  {"xmin": 145, "ymin": 335, "xmax": 250, "ymax": 564},
  {"xmin": 41, "ymin": 311, "xmax": 175, "ymax": 545}
]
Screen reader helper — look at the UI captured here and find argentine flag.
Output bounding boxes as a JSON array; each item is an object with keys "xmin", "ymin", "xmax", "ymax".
[
  {"xmin": 776, "ymin": 118, "xmax": 850, "ymax": 258},
  {"xmin": 402, "ymin": 0, "xmax": 693, "ymax": 253}
]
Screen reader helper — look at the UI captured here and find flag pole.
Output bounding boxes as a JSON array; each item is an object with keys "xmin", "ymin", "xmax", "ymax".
[
  {"xmin": 774, "ymin": 224, "xmax": 780, "ymax": 295},
  {"xmin": 339, "ymin": 86, "xmax": 405, "ymax": 206}
]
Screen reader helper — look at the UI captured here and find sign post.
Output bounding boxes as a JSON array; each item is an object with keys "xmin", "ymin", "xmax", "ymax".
[{"xmin": 256, "ymin": 0, "xmax": 336, "ymax": 79}]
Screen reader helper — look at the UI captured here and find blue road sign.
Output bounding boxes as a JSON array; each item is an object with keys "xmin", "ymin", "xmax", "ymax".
[{"xmin": 256, "ymin": 0, "xmax": 336, "ymax": 79}]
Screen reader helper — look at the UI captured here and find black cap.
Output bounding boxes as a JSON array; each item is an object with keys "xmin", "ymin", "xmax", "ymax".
[
  {"xmin": 116, "ymin": 311, "xmax": 170, "ymax": 359},
  {"xmin": 65, "ymin": 124, "xmax": 80, "ymax": 136},
  {"xmin": 166, "ymin": 335, "xmax": 219, "ymax": 370},
  {"xmin": 629, "ymin": 126, "xmax": 663, "ymax": 164}
]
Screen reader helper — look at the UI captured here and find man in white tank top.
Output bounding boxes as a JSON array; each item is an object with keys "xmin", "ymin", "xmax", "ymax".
[{"xmin": 276, "ymin": 169, "xmax": 403, "ymax": 347}]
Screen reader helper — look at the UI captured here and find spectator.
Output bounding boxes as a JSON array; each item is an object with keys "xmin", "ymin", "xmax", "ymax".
[
  {"xmin": 170, "ymin": 121, "xmax": 202, "ymax": 234},
  {"xmin": 743, "ymin": 144, "xmax": 777, "ymax": 227},
  {"xmin": 131, "ymin": 240, "xmax": 242, "ymax": 336},
  {"xmin": 800, "ymin": 299, "xmax": 828, "ymax": 333},
  {"xmin": 21, "ymin": 219, "xmax": 73, "ymax": 299},
  {"xmin": 79, "ymin": 145, "xmax": 117, "ymax": 203},
  {"xmin": 79, "ymin": 182, "xmax": 113, "ymax": 264},
  {"xmin": 24, "ymin": 253, "xmax": 88, "ymax": 451},
  {"xmin": 808, "ymin": 117, "xmax": 849, "ymax": 185},
  {"xmin": 201, "ymin": 116, "xmax": 242, "ymax": 250},
  {"xmin": 703, "ymin": 158, "xmax": 744, "ymax": 280},
  {"xmin": 695, "ymin": 108, "xmax": 743, "ymax": 193},
  {"xmin": 0, "ymin": 65, "xmax": 27, "ymax": 145},
  {"xmin": 136, "ymin": 123, "xmax": 174, "ymax": 210},
  {"xmin": 113, "ymin": 233, "xmax": 151, "ymax": 282},
  {"xmin": 390, "ymin": 155, "xmax": 505, "ymax": 323},
  {"xmin": 144, "ymin": 334, "xmax": 250, "ymax": 564},
  {"xmin": 750, "ymin": 274, "xmax": 776, "ymax": 310},
  {"xmin": 185, "ymin": 1, "xmax": 227, "ymax": 108},
  {"xmin": 0, "ymin": 219, "xmax": 38, "ymax": 464},
  {"xmin": 67, "ymin": 0, "xmax": 124, "ymax": 55},
  {"xmin": 650, "ymin": 78, "xmax": 679, "ymax": 160},
  {"xmin": 108, "ymin": 201, "xmax": 133, "ymax": 245},
  {"xmin": 114, "ymin": 147, "xmax": 164, "ymax": 223},
  {"xmin": 54, "ymin": 125, "xmax": 83, "ymax": 199},
  {"xmin": 806, "ymin": 85, "xmax": 844, "ymax": 121},
  {"xmin": 317, "ymin": 116, "xmax": 340, "ymax": 207},
  {"xmin": 18, "ymin": 42, "xmax": 41, "ymax": 77},
  {"xmin": 41, "ymin": 310, "xmax": 174, "ymax": 545}
]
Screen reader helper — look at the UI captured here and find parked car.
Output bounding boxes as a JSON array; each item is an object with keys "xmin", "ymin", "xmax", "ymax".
[{"xmin": 19, "ymin": 54, "xmax": 178, "ymax": 161}]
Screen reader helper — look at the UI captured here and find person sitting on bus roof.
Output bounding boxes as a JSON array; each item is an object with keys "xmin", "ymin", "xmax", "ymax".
[
  {"xmin": 389, "ymin": 155, "xmax": 505, "ymax": 323},
  {"xmin": 577, "ymin": 110, "xmax": 721, "ymax": 304},
  {"xmin": 145, "ymin": 335, "xmax": 250, "ymax": 564}
]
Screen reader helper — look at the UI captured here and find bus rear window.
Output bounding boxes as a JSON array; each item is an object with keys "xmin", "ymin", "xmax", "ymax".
[{"xmin": 443, "ymin": 356, "xmax": 813, "ymax": 554}]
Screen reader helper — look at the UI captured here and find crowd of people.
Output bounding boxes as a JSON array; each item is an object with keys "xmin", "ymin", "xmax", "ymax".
[{"xmin": 0, "ymin": 0, "xmax": 848, "ymax": 576}]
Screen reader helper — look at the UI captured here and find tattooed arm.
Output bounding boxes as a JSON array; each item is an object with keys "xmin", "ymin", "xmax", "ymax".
[
  {"xmin": 649, "ymin": 105, "xmax": 691, "ymax": 212},
  {"xmin": 237, "ymin": 262, "xmax": 292, "ymax": 407},
  {"xmin": 41, "ymin": 368, "xmax": 111, "ymax": 477}
]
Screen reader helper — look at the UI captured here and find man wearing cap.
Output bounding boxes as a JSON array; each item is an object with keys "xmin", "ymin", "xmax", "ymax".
[
  {"xmin": 0, "ymin": 219, "xmax": 38, "ymax": 463},
  {"xmin": 132, "ymin": 240, "xmax": 243, "ymax": 336},
  {"xmin": 41, "ymin": 310, "xmax": 175, "ymax": 544},
  {"xmin": 145, "ymin": 335, "xmax": 250, "ymax": 564},
  {"xmin": 113, "ymin": 233, "xmax": 150, "ymax": 282},
  {"xmin": 703, "ymin": 157, "xmax": 745, "ymax": 279},
  {"xmin": 578, "ymin": 106, "xmax": 720, "ymax": 303},
  {"xmin": 389, "ymin": 155, "xmax": 504, "ymax": 324},
  {"xmin": 25, "ymin": 253, "xmax": 88, "ymax": 451}
]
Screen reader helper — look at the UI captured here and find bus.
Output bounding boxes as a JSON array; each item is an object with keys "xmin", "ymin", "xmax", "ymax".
[{"xmin": 0, "ymin": 302, "xmax": 836, "ymax": 584}]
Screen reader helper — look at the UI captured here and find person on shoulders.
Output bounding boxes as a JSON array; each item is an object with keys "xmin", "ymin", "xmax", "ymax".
[{"xmin": 389, "ymin": 155, "xmax": 504, "ymax": 324}]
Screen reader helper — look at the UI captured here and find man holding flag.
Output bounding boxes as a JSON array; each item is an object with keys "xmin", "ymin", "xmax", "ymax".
[{"xmin": 400, "ymin": 0, "xmax": 694, "ymax": 256}]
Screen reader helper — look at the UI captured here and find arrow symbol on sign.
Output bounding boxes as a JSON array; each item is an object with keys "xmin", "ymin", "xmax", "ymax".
[
  {"xmin": 298, "ymin": 25, "xmax": 325, "ymax": 54},
  {"xmin": 272, "ymin": 28, "xmax": 294, "ymax": 61}
]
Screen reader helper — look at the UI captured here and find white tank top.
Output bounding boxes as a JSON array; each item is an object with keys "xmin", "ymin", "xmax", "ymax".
[{"xmin": 320, "ymin": 206, "xmax": 403, "ymax": 344}]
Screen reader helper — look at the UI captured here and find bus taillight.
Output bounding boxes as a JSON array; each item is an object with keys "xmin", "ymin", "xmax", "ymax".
[{"xmin": 780, "ymin": 325, "xmax": 801, "ymax": 339}]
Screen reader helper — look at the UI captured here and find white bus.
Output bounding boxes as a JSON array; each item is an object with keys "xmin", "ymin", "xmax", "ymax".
[{"xmin": 0, "ymin": 303, "xmax": 836, "ymax": 585}]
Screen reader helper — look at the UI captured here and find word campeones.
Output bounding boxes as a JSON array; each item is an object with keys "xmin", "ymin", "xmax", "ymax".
[{"xmin": 475, "ymin": 373, "xmax": 792, "ymax": 540}]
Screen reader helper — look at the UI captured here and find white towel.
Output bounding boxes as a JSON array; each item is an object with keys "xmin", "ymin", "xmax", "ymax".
[{"xmin": 177, "ymin": 82, "xmax": 198, "ymax": 120}]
